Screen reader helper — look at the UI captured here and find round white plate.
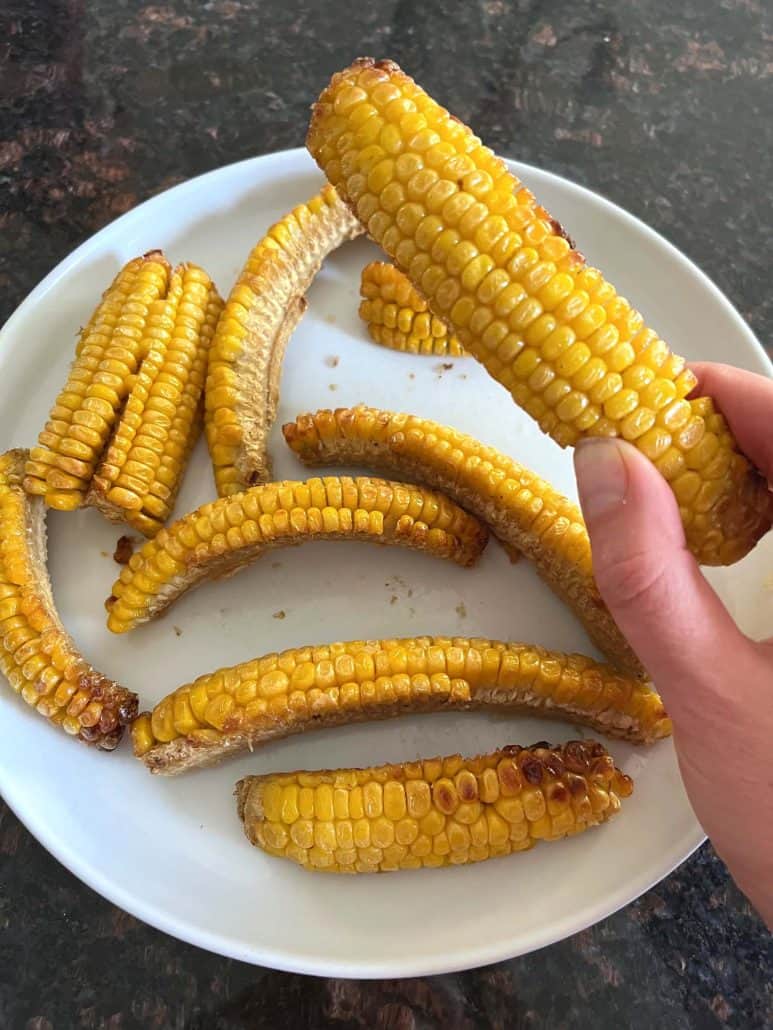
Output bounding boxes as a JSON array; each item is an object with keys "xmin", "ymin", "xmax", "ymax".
[{"xmin": 1, "ymin": 148, "xmax": 770, "ymax": 978}]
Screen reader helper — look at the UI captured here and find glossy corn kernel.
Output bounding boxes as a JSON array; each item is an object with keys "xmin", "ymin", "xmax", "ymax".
[
  {"xmin": 360, "ymin": 262, "xmax": 465, "ymax": 356},
  {"xmin": 107, "ymin": 476, "xmax": 487, "ymax": 633},
  {"xmin": 24, "ymin": 252, "xmax": 171, "ymax": 511},
  {"xmin": 89, "ymin": 263, "xmax": 224, "ymax": 536},
  {"xmin": 236, "ymin": 740, "xmax": 633, "ymax": 872},
  {"xmin": 0, "ymin": 451, "xmax": 137, "ymax": 748},
  {"xmin": 205, "ymin": 186, "xmax": 362, "ymax": 497},
  {"xmin": 307, "ymin": 58, "xmax": 772, "ymax": 565},
  {"xmin": 283, "ymin": 406, "xmax": 643, "ymax": 677},
  {"xmin": 131, "ymin": 635, "xmax": 669, "ymax": 774}
]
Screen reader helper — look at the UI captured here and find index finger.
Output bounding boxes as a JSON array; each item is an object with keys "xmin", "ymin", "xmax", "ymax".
[{"xmin": 690, "ymin": 361, "xmax": 773, "ymax": 479}]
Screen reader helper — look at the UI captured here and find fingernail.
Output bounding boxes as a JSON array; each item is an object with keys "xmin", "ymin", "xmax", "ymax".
[{"xmin": 574, "ymin": 438, "xmax": 629, "ymax": 522}]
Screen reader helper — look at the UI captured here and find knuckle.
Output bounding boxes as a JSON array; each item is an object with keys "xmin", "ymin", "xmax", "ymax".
[{"xmin": 595, "ymin": 550, "xmax": 670, "ymax": 615}]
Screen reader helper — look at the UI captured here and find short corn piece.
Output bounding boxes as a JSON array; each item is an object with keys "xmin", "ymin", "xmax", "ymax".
[
  {"xmin": 284, "ymin": 406, "xmax": 643, "ymax": 677},
  {"xmin": 360, "ymin": 261, "xmax": 465, "ymax": 356},
  {"xmin": 307, "ymin": 58, "xmax": 772, "ymax": 565},
  {"xmin": 205, "ymin": 185, "xmax": 362, "ymax": 497},
  {"xmin": 0, "ymin": 450, "xmax": 137, "ymax": 748},
  {"xmin": 89, "ymin": 263, "xmax": 224, "ymax": 536},
  {"xmin": 131, "ymin": 635, "xmax": 669, "ymax": 774},
  {"xmin": 24, "ymin": 252, "xmax": 171, "ymax": 510},
  {"xmin": 236, "ymin": 740, "xmax": 634, "ymax": 872},
  {"xmin": 107, "ymin": 477, "xmax": 487, "ymax": 633}
]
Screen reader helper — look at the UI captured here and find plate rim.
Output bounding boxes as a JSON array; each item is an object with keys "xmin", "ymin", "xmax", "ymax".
[{"xmin": 1, "ymin": 146, "xmax": 769, "ymax": 976}]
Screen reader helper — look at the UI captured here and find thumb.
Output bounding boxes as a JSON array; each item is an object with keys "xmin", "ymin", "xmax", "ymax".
[{"xmin": 573, "ymin": 437, "xmax": 747, "ymax": 694}]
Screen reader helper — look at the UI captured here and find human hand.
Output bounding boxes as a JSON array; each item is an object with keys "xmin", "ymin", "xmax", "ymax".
[{"xmin": 573, "ymin": 362, "xmax": 773, "ymax": 928}]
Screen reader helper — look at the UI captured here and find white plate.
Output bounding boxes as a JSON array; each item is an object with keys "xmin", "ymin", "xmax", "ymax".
[{"xmin": 1, "ymin": 148, "xmax": 771, "ymax": 978}]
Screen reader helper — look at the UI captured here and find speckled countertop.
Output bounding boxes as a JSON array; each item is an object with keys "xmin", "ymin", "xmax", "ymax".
[{"xmin": 1, "ymin": 1, "xmax": 772, "ymax": 1027}]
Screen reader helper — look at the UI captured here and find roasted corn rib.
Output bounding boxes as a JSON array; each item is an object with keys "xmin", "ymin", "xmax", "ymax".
[
  {"xmin": 24, "ymin": 252, "xmax": 172, "ymax": 511},
  {"xmin": 360, "ymin": 261, "xmax": 465, "ymax": 356},
  {"xmin": 284, "ymin": 406, "xmax": 643, "ymax": 677},
  {"xmin": 106, "ymin": 477, "xmax": 487, "ymax": 633},
  {"xmin": 89, "ymin": 263, "xmax": 224, "ymax": 536},
  {"xmin": 236, "ymin": 740, "xmax": 634, "ymax": 873},
  {"xmin": 307, "ymin": 58, "xmax": 772, "ymax": 565},
  {"xmin": 205, "ymin": 185, "xmax": 362, "ymax": 497},
  {"xmin": 0, "ymin": 451, "xmax": 137, "ymax": 748},
  {"xmin": 132, "ymin": 636, "xmax": 669, "ymax": 774}
]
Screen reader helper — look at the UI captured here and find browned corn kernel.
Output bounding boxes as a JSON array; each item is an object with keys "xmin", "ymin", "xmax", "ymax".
[
  {"xmin": 205, "ymin": 186, "xmax": 362, "ymax": 497},
  {"xmin": 24, "ymin": 252, "xmax": 172, "ymax": 511},
  {"xmin": 236, "ymin": 740, "xmax": 634, "ymax": 872},
  {"xmin": 107, "ymin": 477, "xmax": 487, "ymax": 633},
  {"xmin": 0, "ymin": 450, "xmax": 137, "ymax": 748},
  {"xmin": 131, "ymin": 635, "xmax": 669, "ymax": 774},
  {"xmin": 283, "ymin": 406, "xmax": 643, "ymax": 677},
  {"xmin": 360, "ymin": 262, "xmax": 466, "ymax": 356},
  {"xmin": 88, "ymin": 264, "xmax": 224, "ymax": 536},
  {"xmin": 307, "ymin": 58, "xmax": 772, "ymax": 566}
]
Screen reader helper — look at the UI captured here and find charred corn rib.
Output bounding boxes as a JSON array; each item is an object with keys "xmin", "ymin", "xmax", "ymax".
[
  {"xmin": 284, "ymin": 406, "xmax": 643, "ymax": 677},
  {"xmin": 205, "ymin": 186, "xmax": 362, "ymax": 497},
  {"xmin": 360, "ymin": 261, "xmax": 465, "ymax": 356},
  {"xmin": 0, "ymin": 451, "xmax": 137, "ymax": 748},
  {"xmin": 132, "ymin": 636, "xmax": 669, "ymax": 774},
  {"xmin": 88, "ymin": 264, "xmax": 223, "ymax": 536},
  {"xmin": 24, "ymin": 252, "xmax": 171, "ymax": 511},
  {"xmin": 107, "ymin": 477, "xmax": 486, "ymax": 633},
  {"xmin": 236, "ymin": 740, "xmax": 633, "ymax": 873},
  {"xmin": 307, "ymin": 58, "xmax": 773, "ymax": 566}
]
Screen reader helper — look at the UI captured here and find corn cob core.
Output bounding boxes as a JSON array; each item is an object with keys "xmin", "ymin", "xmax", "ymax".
[
  {"xmin": 89, "ymin": 264, "xmax": 224, "ymax": 537},
  {"xmin": 360, "ymin": 261, "xmax": 466, "ymax": 356},
  {"xmin": 0, "ymin": 451, "xmax": 137, "ymax": 748},
  {"xmin": 307, "ymin": 58, "xmax": 772, "ymax": 566},
  {"xmin": 131, "ymin": 635, "xmax": 669, "ymax": 774},
  {"xmin": 24, "ymin": 252, "xmax": 171, "ymax": 511},
  {"xmin": 236, "ymin": 740, "xmax": 633, "ymax": 873},
  {"xmin": 205, "ymin": 185, "xmax": 362, "ymax": 498},
  {"xmin": 284, "ymin": 406, "xmax": 644, "ymax": 678},
  {"xmin": 106, "ymin": 476, "xmax": 487, "ymax": 634}
]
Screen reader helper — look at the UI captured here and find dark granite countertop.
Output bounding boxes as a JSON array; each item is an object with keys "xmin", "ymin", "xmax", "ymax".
[{"xmin": 1, "ymin": 1, "xmax": 772, "ymax": 1027}]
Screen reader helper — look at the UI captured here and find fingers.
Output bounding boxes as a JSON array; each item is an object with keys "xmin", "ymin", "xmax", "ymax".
[
  {"xmin": 574, "ymin": 438, "xmax": 748, "ymax": 697},
  {"xmin": 690, "ymin": 362, "xmax": 773, "ymax": 479}
]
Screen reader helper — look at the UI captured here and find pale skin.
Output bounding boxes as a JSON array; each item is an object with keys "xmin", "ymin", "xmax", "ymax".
[{"xmin": 573, "ymin": 362, "xmax": 773, "ymax": 929}]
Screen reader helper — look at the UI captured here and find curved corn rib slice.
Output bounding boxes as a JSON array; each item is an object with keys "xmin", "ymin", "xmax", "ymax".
[
  {"xmin": 283, "ymin": 406, "xmax": 643, "ymax": 678},
  {"xmin": 307, "ymin": 58, "xmax": 772, "ymax": 566},
  {"xmin": 205, "ymin": 185, "xmax": 362, "ymax": 497},
  {"xmin": 360, "ymin": 261, "xmax": 466, "ymax": 356},
  {"xmin": 106, "ymin": 477, "xmax": 487, "ymax": 633},
  {"xmin": 236, "ymin": 740, "xmax": 634, "ymax": 873},
  {"xmin": 0, "ymin": 451, "xmax": 137, "ymax": 748},
  {"xmin": 88, "ymin": 264, "xmax": 224, "ymax": 536},
  {"xmin": 24, "ymin": 252, "xmax": 172, "ymax": 511},
  {"xmin": 131, "ymin": 636, "xmax": 669, "ymax": 774}
]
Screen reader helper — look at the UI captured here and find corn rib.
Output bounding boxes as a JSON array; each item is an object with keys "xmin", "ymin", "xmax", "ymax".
[
  {"xmin": 1, "ymin": 451, "xmax": 137, "ymax": 748},
  {"xmin": 106, "ymin": 477, "xmax": 487, "ymax": 633},
  {"xmin": 236, "ymin": 740, "xmax": 634, "ymax": 872},
  {"xmin": 360, "ymin": 261, "xmax": 465, "ymax": 356},
  {"xmin": 24, "ymin": 252, "xmax": 171, "ymax": 511},
  {"xmin": 131, "ymin": 635, "xmax": 669, "ymax": 774},
  {"xmin": 307, "ymin": 58, "xmax": 772, "ymax": 566},
  {"xmin": 205, "ymin": 185, "xmax": 362, "ymax": 497}
]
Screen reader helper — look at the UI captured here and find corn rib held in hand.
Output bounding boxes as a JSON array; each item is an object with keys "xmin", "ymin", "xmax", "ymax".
[
  {"xmin": 205, "ymin": 185, "xmax": 362, "ymax": 497},
  {"xmin": 236, "ymin": 740, "xmax": 633, "ymax": 873},
  {"xmin": 131, "ymin": 635, "xmax": 669, "ymax": 774},
  {"xmin": 106, "ymin": 477, "xmax": 486, "ymax": 633},
  {"xmin": 24, "ymin": 252, "xmax": 171, "ymax": 511},
  {"xmin": 307, "ymin": 58, "xmax": 772, "ymax": 566},
  {"xmin": 360, "ymin": 261, "xmax": 465, "ymax": 356},
  {"xmin": 284, "ymin": 406, "xmax": 643, "ymax": 677},
  {"xmin": 88, "ymin": 264, "xmax": 223, "ymax": 536},
  {"xmin": 0, "ymin": 451, "xmax": 137, "ymax": 748}
]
